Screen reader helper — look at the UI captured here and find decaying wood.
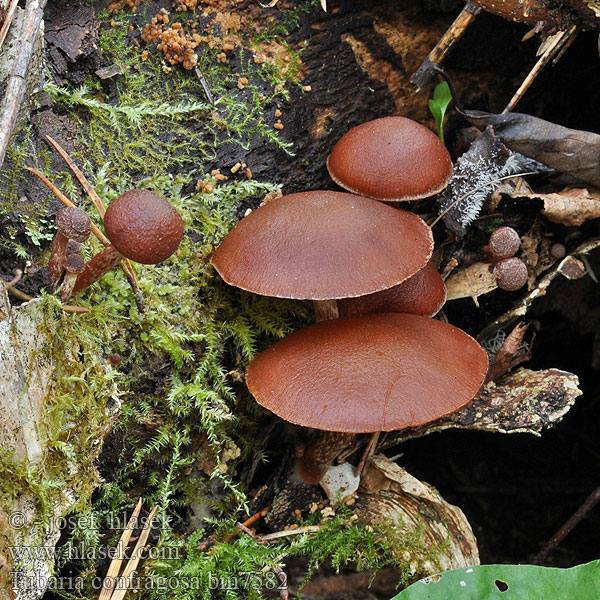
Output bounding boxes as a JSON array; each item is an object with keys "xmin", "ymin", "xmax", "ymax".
[
  {"xmin": 0, "ymin": 298, "xmax": 120, "ymax": 600},
  {"xmin": 0, "ymin": 0, "xmax": 46, "ymax": 170},
  {"xmin": 0, "ymin": 0, "xmax": 18, "ymax": 50},
  {"xmin": 381, "ymin": 367, "xmax": 581, "ymax": 449},
  {"xmin": 359, "ymin": 455, "xmax": 479, "ymax": 574}
]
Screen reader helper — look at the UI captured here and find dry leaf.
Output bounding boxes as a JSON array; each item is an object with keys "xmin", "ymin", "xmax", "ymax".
[
  {"xmin": 539, "ymin": 188, "xmax": 600, "ymax": 226},
  {"xmin": 359, "ymin": 455, "xmax": 479, "ymax": 575},
  {"xmin": 486, "ymin": 322, "xmax": 531, "ymax": 382},
  {"xmin": 445, "ymin": 261, "xmax": 497, "ymax": 302},
  {"xmin": 462, "ymin": 111, "xmax": 600, "ymax": 187}
]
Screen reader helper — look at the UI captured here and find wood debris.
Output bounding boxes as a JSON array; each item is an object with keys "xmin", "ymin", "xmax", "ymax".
[
  {"xmin": 359, "ymin": 455, "xmax": 479, "ymax": 574},
  {"xmin": 383, "ymin": 367, "xmax": 581, "ymax": 446}
]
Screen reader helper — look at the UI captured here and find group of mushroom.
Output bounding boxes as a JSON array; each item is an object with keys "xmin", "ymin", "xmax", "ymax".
[
  {"xmin": 211, "ymin": 116, "xmax": 491, "ymax": 484},
  {"xmin": 48, "ymin": 190, "xmax": 184, "ymax": 301}
]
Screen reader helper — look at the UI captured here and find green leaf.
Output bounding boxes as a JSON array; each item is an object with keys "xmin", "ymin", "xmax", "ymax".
[
  {"xmin": 391, "ymin": 561, "xmax": 600, "ymax": 599},
  {"xmin": 428, "ymin": 81, "xmax": 452, "ymax": 144}
]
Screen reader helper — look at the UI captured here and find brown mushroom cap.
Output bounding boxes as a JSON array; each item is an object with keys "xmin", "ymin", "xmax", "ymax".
[
  {"xmin": 56, "ymin": 207, "xmax": 92, "ymax": 243},
  {"xmin": 493, "ymin": 257, "xmax": 528, "ymax": 291},
  {"xmin": 326, "ymin": 116, "xmax": 453, "ymax": 202},
  {"xmin": 488, "ymin": 226, "xmax": 521, "ymax": 260},
  {"xmin": 246, "ymin": 313, "xmax": 488, "ymax": 433},
  {"xmin": 64, "ymin": 253, "xmax": 85, "ymax": 274},
  {"xmin": 104, "ymin": 189, "xmax": 184, "ymax": 264},
  {"xmin": 211, "ymin": 190, "xmax": 433, "ymax": 300},
  {"xmin": 337, "ymin": 263, "xmax": 446, "ymax": 318}
]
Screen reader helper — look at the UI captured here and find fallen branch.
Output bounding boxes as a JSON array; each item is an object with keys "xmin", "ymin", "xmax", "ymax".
[{"xmin": 0, "ymin": 0, "xmax": 47, "ymax": 169}]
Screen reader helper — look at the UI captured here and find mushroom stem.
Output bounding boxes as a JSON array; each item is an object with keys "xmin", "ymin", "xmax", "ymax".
[
  {"xmin": 60, "ymin": 254, "xmax": 86, "ymax": 302},
  {"xmin": 312, "ymin": 299, "xmax": 339, "ymax": 321},
  {"xmin": 72, "ymin": 245, "xmax": 123, "ymax": 295},
  {"xmin": 296, "ymin": 431, "xmax": 355, "ymax": 485},
  {"xmin": 48, "ymin": 232, "xmax": 69, "ymax": 289}
]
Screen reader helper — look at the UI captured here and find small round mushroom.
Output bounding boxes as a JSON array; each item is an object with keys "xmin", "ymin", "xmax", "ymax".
[
  {"xmin": 72, "ymin": 189, "xmax": 184, "ymax": 295},
  {"xmin": 326, "ymin": 116, "xmax": 453, "ymax": 202},
  {"xmin": 211, "ymin": 190, "xmax": 434, "ymax": 319},
  {"xmin": 246, "ymin": 313, "xmax": 488, "ymax": 483},
  {"xmin": 337, "ymin": 263, "xmax": 446, "ymax": 318},
  {"xmin": 493, "ymin": 257, "xmax": 528, "ymax": 291},
  {"xmin": 48, "ymin": 207, "xmax": 92, "ymax": 289},
  {"xmin": 550, "ymin": 242, "xmax": 566, "ymax": 260},
  {"xmin": 488, "ymin": 226, "xmax": 521, "ymax": 260},
  {"xmin": 66, "ymin": 239, "xmax": 83, "ymax": 255}
]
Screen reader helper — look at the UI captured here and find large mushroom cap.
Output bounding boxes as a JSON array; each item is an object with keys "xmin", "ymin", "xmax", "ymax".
[
  {"xmin": 104, "ymin": 189, "xmax": 184, "ymax": 264},
  {"xmin": 327, "ymin": 116, "xmax": 453, "ymax": 202},
  {"xmin": 211, "ymin": 190, "xmax": 433, "ymax": 300},
  {"xmin": 246, "ymin": 313, "xmax": 488, "ymax": 433},
  {"xmin": 337, "ymin": 263, "xmax": 446, "ymax": 318}
]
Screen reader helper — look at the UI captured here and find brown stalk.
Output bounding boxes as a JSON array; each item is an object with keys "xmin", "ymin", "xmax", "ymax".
[{"xmin": 35, "ymin": 139, "xmax": 140, "ymax": 294}]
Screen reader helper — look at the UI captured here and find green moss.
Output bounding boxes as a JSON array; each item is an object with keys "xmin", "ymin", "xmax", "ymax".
[{"xmin": 138, "ymin": 505, "xmax": 436, "ymax": 600}]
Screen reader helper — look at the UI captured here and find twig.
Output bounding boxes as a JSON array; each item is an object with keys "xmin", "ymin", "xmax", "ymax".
[
  {"xmin": 45, "ymin": 136, "xmax": 106, "ymax": 217},
  {"xmin": 503, "ymin": 25, "xmax": 578, "ymax": 113},
  {"xmin": 0, "ymin": 0, "xmax": 19, "ymax": 50},
  {"xmin": 530, "ymin": 485, "xmax": 600, "ymax": 564},
  {"xmin": 410, "ymin": 2, "xmax": 481, "ymax": 89},
  {"xmin": 7, "ymin": 285, "xmax": 90, "ymax": 313},
  {"xmin": 260, "ymin": 525, "xmax": 322, "ymax": 542},
  {"xmin": 0, "ymin": 0, "xmax": 46, "ymax": 170},
  {"xmin": 203, "ymin": 506, "xmax": 271, "ymax": 552},
  {"xmin": 98, "ymin": 499, "xmax": 143, "ymax": 600},
  {"xmin": 272, "ymin": 566, "xmax": 288, "ymax": 600},
  {"xmin": 109, "ymin": 504, "xmax": 158, "ymax": 600},
  {"xmin": 237, "ymin": 522, "xmax": 267, "ymax": 544},
  {"xmin": 1, "ymin": 269, "xmax": 22, "ymax": 292},
  {"xmin": 194, "ymin": 66, "xmax": 214, "ymax": 105},
  {"xmin": 354, "ymin": 431, "xmax": 379, "ymax": 478}
]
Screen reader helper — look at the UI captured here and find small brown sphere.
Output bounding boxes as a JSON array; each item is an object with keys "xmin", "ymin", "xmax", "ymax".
[
  {"xmin": 104, "ymin": 190, "xmax": 184, "ymax": 264},
  {"xmin": 493, "ymin": 257, "xmax": 528, "ymax": 291},
  {"xmin": 550, "ymin": 243, "xmax": 566, "ymax": 260},
  {"xmin": 327, "ymin": 116, "xmax": 452, "ymax": 202},
  {"xmin": 56, "ymin": 207, "xmax": 92, "ymax": 243},
  {"xmin": 488, "ymin": 226, "xmax": 520, "ymax": 260}
]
